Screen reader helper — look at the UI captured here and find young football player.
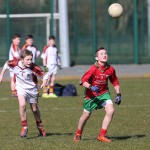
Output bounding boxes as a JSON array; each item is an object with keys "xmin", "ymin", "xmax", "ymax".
[
  {"xmin": 9, "ymin": 34, "xmax": 21, "ymax": 96},
  {"xmin": 74, "ymin": 47, "xmax": 121, "ymax": 143},
  {"xmin": 0, "ymin": 50, "xmax": 48, "ymax": 138},
  {"xmin": 41, "ymin": 35, "xmax": 61, "ymax": 98},
  {"xmin": 21, "ymin": 34, "xmax": 40, "ymax": 63}
]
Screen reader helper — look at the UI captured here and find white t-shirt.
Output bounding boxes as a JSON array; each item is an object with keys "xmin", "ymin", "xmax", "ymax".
[
  {"xmin": 41, "ymin": 46, "xmax": 58, "ymax": 66},
  {"xmin": 9, "ymin": 44, "xmax": 20, "ymax": 60},
  {"xmin": 4, "ymin": 60, "xmax": 49, "ymax": 90},
  {"xmin": 22, "ymin": 45, "xmax": 40, "ymax": 63}
]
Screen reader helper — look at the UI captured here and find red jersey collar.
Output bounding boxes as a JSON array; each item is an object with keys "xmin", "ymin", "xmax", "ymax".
[{"xmin": 95, "ymin": 61, "xmax": 110, "ymax": 73}]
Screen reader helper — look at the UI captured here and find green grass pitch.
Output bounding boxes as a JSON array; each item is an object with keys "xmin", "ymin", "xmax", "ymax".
[{"xmin": 0, "ymin": 78, "xmax": 150, "ymax": 150}]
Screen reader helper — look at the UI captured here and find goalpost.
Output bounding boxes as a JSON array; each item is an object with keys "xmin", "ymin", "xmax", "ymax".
[
  {"xmin": 0, "ymin": 13, "xmax": 59, "ymax": 44},
  {"xmin": 0, "ymin": 0, "xmax": 70, "ymax": 67}
]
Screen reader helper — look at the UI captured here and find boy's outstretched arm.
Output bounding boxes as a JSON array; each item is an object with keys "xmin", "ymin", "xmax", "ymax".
[
  {"xmin": 0, "ymin": 68, "xmax": 6, "ymax": 82},
  {"xmin": 0, "ymin": 62, "xmax": 8, "ymax": 82},
  {"xmin": 40, "ymin": 79, "xmax": 48, "ymax": 89}
]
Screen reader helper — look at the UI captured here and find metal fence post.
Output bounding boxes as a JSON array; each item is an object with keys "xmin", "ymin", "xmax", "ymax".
[
  {"xmin": 92, "ymin": 0, "xmax": 97, "ymax": 56},
  {"xmin": 73, "ymin": 0, "xmax": 78, "ymax": 57},
  {"xmin": 134, "ymin": 0, "xmax": 138, "ymax": 64},
  {"xmin": 6, "ymin": 0, "xmax": 10, "ymax": 59},
  {"xmin": 50, "ymin": 0, "xmax": 54, "ymax": 35},
  {"xmin": 58, "ymin": 0, "xmax": 70, "ymax": 67},
  {"xmin": 106, "ymin": 0, "xmax": 111, "ymax": 55}
]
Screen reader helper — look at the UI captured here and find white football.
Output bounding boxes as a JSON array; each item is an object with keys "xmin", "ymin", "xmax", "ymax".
[{"xmin": 108, "ymin": 3, "xmax": 123, "ymax": 18}]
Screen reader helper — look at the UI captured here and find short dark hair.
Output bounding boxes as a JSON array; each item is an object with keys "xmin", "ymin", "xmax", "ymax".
[
  {"xmin": 95, "ymin": 47, "xmax": 106, "ymax": 56},
  {"xmin": 20, "ymin": 49, "xmax": 33, "ymax": 59},
  {"xmin": 26, "ymin": 34, "xmax": 34, "ymax": 40},
  {"xmin": 12, "ymin": 34, "xmax": 20, "ymax": 39},
  {"xmin": 49, "ymin": 35, "xmax": 55, "ymax": 40}
]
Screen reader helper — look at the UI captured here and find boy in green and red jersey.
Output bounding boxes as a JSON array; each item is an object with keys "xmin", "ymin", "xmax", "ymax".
[{"xmin": 74, "ymin": 47, "xmax": 121, "ymax": 143}]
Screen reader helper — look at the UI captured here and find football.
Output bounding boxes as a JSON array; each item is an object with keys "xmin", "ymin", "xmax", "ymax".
[{"xmin": 108, "ymin": 3, "xmax": 123, "ymax": 18}]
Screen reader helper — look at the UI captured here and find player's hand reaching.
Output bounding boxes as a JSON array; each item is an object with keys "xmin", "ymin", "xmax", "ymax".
[
  {"xmin": 40, "ymin": 83, "xmax": 46, "ymax": 89},
  {"xmin": 89, "ymin": 85, "xmax": 100, "ymax": 93},
  {"xmin": 40, "ymin": 79, "xmax": 48, "ymax": 89},
  {"xmin": 115, "ymin": 93, "xmax": 121, "ymax": 105}
]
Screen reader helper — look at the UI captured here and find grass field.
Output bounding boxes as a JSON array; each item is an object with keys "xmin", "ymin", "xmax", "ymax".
[{"xmin": 1, "ymin": 78, "xmax": 150, "ymax": 150}]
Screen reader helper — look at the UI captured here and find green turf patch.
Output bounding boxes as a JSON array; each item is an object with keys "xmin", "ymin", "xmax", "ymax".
[{"xmin": 0, "ymin": 78, "xmax": 150, "ymax": 150}]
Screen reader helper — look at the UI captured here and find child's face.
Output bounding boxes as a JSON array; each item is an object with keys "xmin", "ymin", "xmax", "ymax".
[
  {"xmin": 96, "ymin": 49, "xmax": 108, "ymax": 63},
  {"xmin": 12, "ymin": 37, "xmax": 20, "ymax": 46},
  {"xmin": 49, "ymin": 39, "xmax": 55, "ymax": 46},
  {"xmin": 26, "ymin": 38, "xmax": 33, "ymax": 46},
  {"xmin": 22, "ymin": 55, "xmax": 33, "ymax": 68}
]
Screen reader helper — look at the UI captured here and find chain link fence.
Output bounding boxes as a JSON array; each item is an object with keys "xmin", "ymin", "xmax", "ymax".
[{"xmin": 0, "ymin": 0, "xmax": 149, "ymax": 66}]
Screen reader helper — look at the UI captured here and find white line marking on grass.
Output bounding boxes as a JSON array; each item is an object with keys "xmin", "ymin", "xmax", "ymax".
[
  {"xmin": 0, "ymin": 110, "xmax": 7, "ymax": 112},
  {"xmin": 0, "ymin": 97, "xmax": 10, "ymax": 101}
]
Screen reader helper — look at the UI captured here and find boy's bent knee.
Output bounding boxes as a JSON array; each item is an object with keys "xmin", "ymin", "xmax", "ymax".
[
  {"xmin": 82, "ymin": 111, "xmax": 91, "ymax": 119},
  {"xmin": 20, "ymin": 104, "xmax": 26, "ymax": 109},
  {"xmin": 106, "ymin": 107, "xmax": 114, "ymax": 115}
]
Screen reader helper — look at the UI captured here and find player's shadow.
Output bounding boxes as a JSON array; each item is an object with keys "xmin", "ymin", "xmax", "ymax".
[
  {"xmin": 83, "ymin": 134, "xmax": 145, "ymax": 141},
  {"xmin": 46, "ymin": 132, "xmax": 73, "ymax": 137},
  {"xmin": 27, "ymin": 136, "xmax": 45, "ymax": 139},
  {"xmin": 110, "ymin": 134, "xmax": 145, "ymax": 141},
  {"xmin": 26, "ymin": 132, "xmax": 73, "ymax": 139}
]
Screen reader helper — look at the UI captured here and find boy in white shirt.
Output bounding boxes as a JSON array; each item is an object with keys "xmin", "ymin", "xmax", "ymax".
[
  {"xmin": 41, "ymin": 35, "xmax": 61, "ymax": 98},
  {"xmin": 0, "ymin": 50, "xmax": 48, "ymax": 138},
  {"xmin": 21, "ymin": 34, "xmax": 40, "ymax": 63},
  {"xmin": 9, "ymin": 34, "xmax": 21, "ymax": 96}
]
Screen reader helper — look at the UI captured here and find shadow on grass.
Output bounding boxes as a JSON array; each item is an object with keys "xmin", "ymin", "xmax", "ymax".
[
  {"xmin": 26, "ymin": 132, "xmax": 73, "ymax": 139},
  {"xmin": 110, "ymin": 134, "xmax": 145, "ymax": 141},
  {"xmin": 46, "ymin": 132, "xmax": 73, "ymax": 136},
  {"xmin": 26, "ymin": 135, "xmax": 46, "ymax": 139},
  {"xmin": 83, "ymin": 134, "xmax": 145, "ymax": 141}
]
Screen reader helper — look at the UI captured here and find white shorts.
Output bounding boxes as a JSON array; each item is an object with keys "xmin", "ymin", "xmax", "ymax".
[
  {"xmin": 101, "ymin": 99, "xmax": 113, "ymax": 107},
  {"xmin": 17, "ymin": 87, "xmax": 38, "ymax": 103},
  {"xmin": 47, "ymin": 64, "xmax": 58, "ymax": 75}
]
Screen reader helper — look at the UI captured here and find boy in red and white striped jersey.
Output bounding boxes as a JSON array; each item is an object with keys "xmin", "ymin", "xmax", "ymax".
[{"xmin": 0, "ymin": 50, "xmax": 48, "ymax": 138}]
